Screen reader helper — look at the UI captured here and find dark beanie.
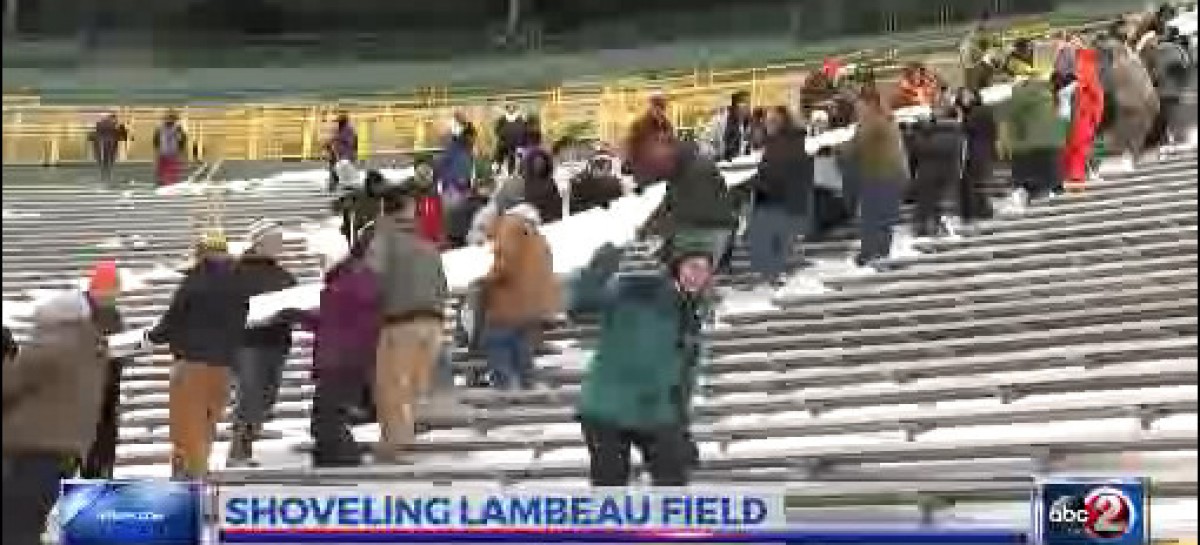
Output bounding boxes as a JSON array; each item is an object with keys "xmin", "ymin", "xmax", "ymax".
[{"xmin": 667, "ymin": 231, "xmax": 714, "ymax": 274}]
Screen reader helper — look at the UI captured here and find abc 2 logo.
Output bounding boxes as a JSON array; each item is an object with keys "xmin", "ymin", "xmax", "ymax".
[{"xmin": 1037, "ymin": 480, "xmax": 1147, "ymax": 545}]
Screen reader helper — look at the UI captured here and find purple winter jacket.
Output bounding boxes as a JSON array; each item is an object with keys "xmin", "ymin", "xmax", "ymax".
[
  {"xmin": 295, "ymin": 258, "xmax": 380, "ymax": 383},
  {"xmin": 329, "ymin": 124, "xmax": 359, "ymax": 163}
]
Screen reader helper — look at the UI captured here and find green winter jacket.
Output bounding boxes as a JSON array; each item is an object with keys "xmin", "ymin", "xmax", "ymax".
[
  {"xmin": 567, "ymin": 247, "xmax": 706, "ymax": 429},
  {"xmin": 664, "ymin": 145, "xmax": 738, "ymax": 231},
  {"xmin": 1003, "ymin": 80, "xmax": 1065, "ymax": 153}
]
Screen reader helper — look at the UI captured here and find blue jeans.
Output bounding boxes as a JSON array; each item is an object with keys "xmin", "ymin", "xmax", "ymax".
[
  {"xmin": 857, "ymin": 181, "xmax": 902, "ymax": 266},
  {"xmin": 435, "ymin": 347, "xmax": 455, "ymax": 390},
  {"xmin": 747, "ymin": 203, "xmax": 803, "ymax": 278},
  {"xmin": 232, "ymin": 346, "xmax": 287, "ymax": 428},
  {"xmin": 484, "ymin": 327, "xmax": 533, "ymax": 390}
]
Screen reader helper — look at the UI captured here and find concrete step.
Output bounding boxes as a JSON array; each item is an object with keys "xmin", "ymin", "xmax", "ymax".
[
  {"xmin": 211, "ymin": 426, "xmax": 1198, "ymax": 484},
  {"xmin": 104, "ymin": 261, "xmax": 1197, "ymax": 380},
  {"xmin": 114, "ymin": 338, "xmax": 1197, "ymax": 446},
  {"xmin": 116, "ymin": 380, "xmax": 1195, "ymax": 465},
  {"xmin": 819, "ymin": 237, "xmax": 1193, "ymax": 290},
  {"xmin": 114, "ymin": 315, "xmax": 1195, "ymax": 430},
  {"xmin": 114, "ymin": 286, "xmax": 1195, "ymax": 414}
]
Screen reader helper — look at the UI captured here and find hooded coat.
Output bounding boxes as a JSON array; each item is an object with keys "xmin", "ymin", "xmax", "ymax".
[
  {"xmin": 483, "ymin": 207, "xmax": 560, "ymax": 328},
  {"xmin": 3, "ymin": 293, "xmax": 107, "ymax": 456},
  {"xmin": 568, "ymin": 244, "xmax": 707, "ymax": 430}
]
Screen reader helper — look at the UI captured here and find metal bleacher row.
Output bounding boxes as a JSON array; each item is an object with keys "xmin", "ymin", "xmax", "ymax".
[{"xmin": 2, "ymin": 148, "xmax": 1197, "ymax": 522}]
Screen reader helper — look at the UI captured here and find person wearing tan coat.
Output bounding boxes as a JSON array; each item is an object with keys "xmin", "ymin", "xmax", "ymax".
[
  {"xmin": 3, "ymin": 290, "xmax": 107, "ymax": 545},
  {"xmin": 482, "ymin": 202, "xmax": 560, "ymax": 390},
  {"xmin": 1106, "ymin": 41, "xmax": 1161, "ymax": 169}
]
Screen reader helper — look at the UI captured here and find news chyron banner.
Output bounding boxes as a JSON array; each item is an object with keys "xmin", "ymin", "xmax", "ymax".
[
  {"xmin": 1034, "ymin": 477, "xmax": 1148, "ymax": 545},
  {"xmin": 215, "ymin": 485, "xmax": 786, "ymax": 542},
  {"xmin": 52, "ymin": 477, "xmax": 1189, "ymax": 544}
]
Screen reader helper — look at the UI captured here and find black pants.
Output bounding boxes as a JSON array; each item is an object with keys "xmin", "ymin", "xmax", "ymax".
[
  {"xmin": 856, "ymin": 181, "xmax": 901, "ymax": 267},
  {"xmin": 1148, "ymin": 95, "xmax": 1185, "ymax": 148},
  {"xmin": 3, "ymin": 453, "xmax": 71, "ymax": 545},
  {"xmin": 581, "ymin": 421, "xmax": 691, "ymax": 486},
  {"xmin": 959, "ymin": 148, "xmax": 994, "ymax": 223},
  {"xmin": 310, "ymin": 378, "xmax": 363, "ymax": 466},
  {"xmin": 494, "ymin": 146, "xmax": 518, "ymax": 175},
  {"xmin": 97, "ymin": 157, "xmax": 116, "ymax": 185},
  {"xmin": 913, "ymin": 173, "xmax": 953, "ymax": 237},
  {"xmin": 327, "ymin": 160, "xmax": 340, "ymax": 193},
  {"xmin": 340, "ymin": 211, "xmax": 370, "ymax": 248},
  {"xmin": 1011, "ymin": 147, "xmax": 1061, "ymax": 197},
  {"xmin": 81, "ymin": 359, "xmax": 123, "ymax": 479}
]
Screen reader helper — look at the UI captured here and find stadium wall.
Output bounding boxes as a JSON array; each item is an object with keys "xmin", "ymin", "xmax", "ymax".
[{"xmin": 13, "ymin": 0, "xmax": 1059, "ymax": 44}]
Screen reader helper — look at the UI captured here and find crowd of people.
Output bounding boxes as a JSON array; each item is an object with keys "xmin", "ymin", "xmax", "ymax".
[{"xmin": 6, "ymin": 5, "xmax": 1196, "ymax": 542}]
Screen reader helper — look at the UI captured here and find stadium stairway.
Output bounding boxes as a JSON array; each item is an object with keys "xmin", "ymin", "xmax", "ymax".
[{"xmin": 2, "ymin": 153, "xmax": 1197, "ymax": 527}]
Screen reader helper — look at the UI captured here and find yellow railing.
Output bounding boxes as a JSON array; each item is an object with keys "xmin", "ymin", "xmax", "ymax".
[{"xmin": 1, "ymin": 21, "xmax": 1061, "ymax": 166}]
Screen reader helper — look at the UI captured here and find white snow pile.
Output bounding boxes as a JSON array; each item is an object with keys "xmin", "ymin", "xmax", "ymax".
[
  {"xmin": 3, "ymin": 209, "xmax": 42, "ymax": 220},
  {"xmin": 152, "ymin": 166, "xmax": 416, "ymax": 197}
]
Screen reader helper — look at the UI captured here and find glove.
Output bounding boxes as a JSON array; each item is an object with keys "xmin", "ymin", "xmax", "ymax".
[
  {"xmin": 589, "ymin": 243, "xmax": 623, "ymax": 276},
  {"xmin": 275, "ymin": 308, "xmax": 305, "ymax": 324}
]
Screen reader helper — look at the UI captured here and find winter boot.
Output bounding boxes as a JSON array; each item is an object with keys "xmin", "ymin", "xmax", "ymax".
[
  {"xmin": 169, "ymin": 455, "xmax": 191, "ymax": 481},
  {"xmin": 225, "ymin": 423, "xmax": 255, "ymax": 468},
  {"xmin": 418, "ymin": 393, "xmax": 472, "ymax": 422}
]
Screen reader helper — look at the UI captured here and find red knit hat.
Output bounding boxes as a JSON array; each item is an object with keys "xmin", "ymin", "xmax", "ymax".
[
  {"xmin": 88, "ymin": 259, "xmax": 120, "ymax": 296},
  {"xmin": 822, "ymin": 58, "xmax": 842, "ymax": 79}
]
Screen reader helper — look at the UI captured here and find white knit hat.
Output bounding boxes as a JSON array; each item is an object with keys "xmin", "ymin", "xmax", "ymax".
[
  {"xmin": 245, "ymin": 219, "xmax": 285, "ymax": 258},
  {"xmin": 32, "ymin": 290, "xmax": 92, "ymax": 325},
  {"xmin": 506, "ymin": 202, "xmax": 542, "ymax": 226}
]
